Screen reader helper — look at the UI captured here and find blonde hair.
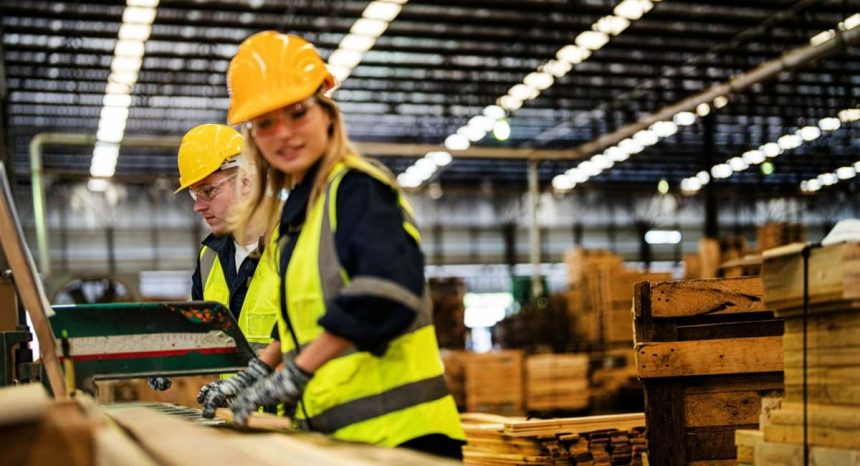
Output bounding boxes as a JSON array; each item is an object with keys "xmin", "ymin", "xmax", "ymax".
[{"xmin": 230, "ymin": 93, "xmax": 365, "ymax": 252}]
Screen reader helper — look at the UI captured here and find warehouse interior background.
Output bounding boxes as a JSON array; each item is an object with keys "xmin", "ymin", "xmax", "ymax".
[{"xmin": 1, "ymin": 0, "xmax": 858, "ymax": 348}]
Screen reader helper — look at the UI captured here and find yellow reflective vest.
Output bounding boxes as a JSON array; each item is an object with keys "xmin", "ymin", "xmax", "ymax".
[
  {"xmin": 273, "ymin": 156, "xmax": 464, "ymax": 446},
  {"xmin": 198, "ymin": 243, "xmax": 277, "ymax": 348}
]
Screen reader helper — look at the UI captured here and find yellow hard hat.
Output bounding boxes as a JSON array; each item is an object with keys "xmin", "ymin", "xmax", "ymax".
[
  {"xmin": 227, "ymin": 31, "xmax": 337, "ymax": 125},
  {"xmin": 175, "ymin": 124, "xmax": 244, "ymax": 193}
]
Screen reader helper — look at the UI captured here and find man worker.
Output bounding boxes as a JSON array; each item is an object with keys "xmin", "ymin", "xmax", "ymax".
[{"xmin": 148, "ymin": 124, "xmax": 277, "ymax": 391}]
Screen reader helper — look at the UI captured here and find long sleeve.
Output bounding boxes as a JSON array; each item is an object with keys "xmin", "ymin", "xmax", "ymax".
[{"xmin": 316, "ymin": 171, "xmax": 425, "ymax": 355}]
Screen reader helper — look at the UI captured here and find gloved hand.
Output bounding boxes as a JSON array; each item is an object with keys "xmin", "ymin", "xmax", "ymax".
[
  {"xmin": 147, "ymin": 376, "xmax": 172, "ymax": 391},
  {"xmin": 231, "ymin": 359, "xmax": 313, "ymax": 426},
  {"xmin": 197, "ymin": 358, "xmax": 272, "ymax": 418}
]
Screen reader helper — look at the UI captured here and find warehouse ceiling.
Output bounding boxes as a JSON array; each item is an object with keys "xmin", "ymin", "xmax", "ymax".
[{"xmin": 1, "ymin": 0, "xmax": 859, "ymax": 193}]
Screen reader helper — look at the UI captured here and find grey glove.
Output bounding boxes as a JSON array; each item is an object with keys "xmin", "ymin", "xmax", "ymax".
[
  {"xmin": 231, "ymin": 360, "xmax": 312, "ymax": 426},
  {"xmin": 198, "ymin": 358, "xmax": 272, "ymax": 418},
  {"xmin": 147, "ymin": 376, "xmax": 172, "ymax": 391}
]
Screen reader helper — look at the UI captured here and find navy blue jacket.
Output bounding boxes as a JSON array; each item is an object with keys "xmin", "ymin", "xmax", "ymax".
[{"xmin": 273, "ymin": 160, "xmax": 424, "ymax": 355}]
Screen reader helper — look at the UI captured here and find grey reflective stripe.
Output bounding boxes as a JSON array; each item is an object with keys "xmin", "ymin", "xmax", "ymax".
[
  {"xmin": 318, "ymin": 171, "xmax": 348, "ymax": 304},
  {"xmin": 342, "ymin": 276, "xmax": 425, "ymax": 314},
  {"xmin": 199, "ymin": 247, "xmax": 217, "ymax": 288},
  {"xmin": 300, "ymin": 375, "xmax": 450, "ymax": 434}
]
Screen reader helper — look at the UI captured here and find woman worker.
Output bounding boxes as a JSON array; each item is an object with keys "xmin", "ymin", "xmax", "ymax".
[{"xmin": 197, "ymin": 31, "xmax": 465, "ymax": 459}]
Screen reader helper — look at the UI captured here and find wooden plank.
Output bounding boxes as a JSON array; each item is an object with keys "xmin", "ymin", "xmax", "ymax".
[
  {"xmin": 763, "ymin": 403, "xmax": 860, "ymax": 450},
  {"xmin": 648, "ymin": 277, "xmax": 765, "ymax": 319},
  {"xmin": 755, "ymin": 439, "xmax": 860, "ymax": 466},
  {"xmin": 0, "ymin": 383, "xmax": 49, "ymax": 425},
  {"xmin": 501, "ymin": 412, "xmax": 644, "ymax": 436},
  {"xmin": 685, "ymin": 425, "xmax": 757, "ymax": 462},
  {"xmin": 636, "ymin": 337, "xmax": 783, "ymax": 378},
  {"xmin": 643, "ymin": 379, "xmax": 686, "ymax": 466},
  {"xmin": 0, "ymin": 164, "xmax": 66, "ymax": 398},
  {"xmin": 683, "ymin": 391, "xmax": 763, "ymax": 428},
  {"xmin": 762, "ymin": 242, "xmax": 860, "ymax": 311}
]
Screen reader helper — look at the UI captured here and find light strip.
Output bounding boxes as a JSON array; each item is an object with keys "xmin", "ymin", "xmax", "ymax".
[
  {"xmin": 399, "ymin": 0, "xmax": 660, "ymax": 189},
  {"xmin": 798, "ymin": 108, "xmax": 860, "ymax": 193},
  {"xmin": 327, "ymin": 1, "xmax": 407, "ymax": 84},
  {"xmin": 677, "ymin": 106, "xmax": 858, "ymax": 194},
  {"xmin": 552, "ymin": 12, "xmax": 860, "ymax": 194},
  {"xmin": 88, "ymin": 0, "xmax": 159, "ymax": 191}
]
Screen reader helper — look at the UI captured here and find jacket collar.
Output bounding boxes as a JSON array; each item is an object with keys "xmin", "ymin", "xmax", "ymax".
[
  {"xmin": 201, "ymin": 233, "xmax": 231, "ymax": 253},
  {"xmin": 279, "ymin": 159, "xmax": 322, "ymax": 237}
]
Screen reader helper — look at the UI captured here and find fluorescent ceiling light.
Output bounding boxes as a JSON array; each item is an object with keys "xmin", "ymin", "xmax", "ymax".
[
  {"xmin": 819, "ymin": 117, "xmax": 841, "ymax": 131},
  {"xmin": 594, "ymin": 15, "xmax": 630, "ymax": 35},
  {"xmin": 760, "ymin": 142, "xmax": 782, "ymax": 158},
  {"xmin": 111, "ymin": 56, "xmax": 143, "ymax": 73},
  {"xmin": 819, "ymin": 173, "xmax": 838, "ymax": 186},
  {"xmin": 711, "ymin": 164, "xmax": 732, "ymax": 179},
  {"xmin": 696, "ymin": 103, "xmax": 711, "ymax": 116},
  {"xmin": 127, "ymin": 0, "xmax": 159, "ymax": 7},
  {"xmin": 696, "ymin": 170, "xmax": 710, "ymax": 185},
  {"xmin": 836, "ymin": 167, "xmax": 856, "ymax": 180},
  {"xmin": 805, "ymin": 179, "xmax": 821, "ymax": 191},
  {"xmin": 552, "ymin": 174, "xmax": 575, "ymax": 191},
  {"xmin": 614, "ymin": 0, "xmax": 653, "ymax": 20},
  {"xmin": 414, "ymin": 157, "xmax": 436, "ymax": 174},
  {"xmin": 578, "ymin": 160, "xmax": 602, "ymax": 177},
  {"xmin": 618, "ymin": 138, "xmax": 644, "ymax": 154},
  {"xmin": 633, "ymin": 129, "xmax": 658, "ymax": 146},
  {"xmin": 482, "ymin": 105, "xmax": 506, "ymax": 120},
  {"xmin": 810, "ymin": 30, "xmax": 835, "ymax": 46},
  {"xmin": 351, "ymin": 18, "xmax": 388, "ymax": 37},
  {"xmin": 524, "ymin": 72, "xmax": 554, "ymax": 90},
  {"xmin": 797, "ymin": 126, "xmax": 821, "ymax": 141},
  {"xmin": 541, "ymin": 59, "xmax": 572, "ymax": 78},
  {"xmin": 838, "ymin": 108, "xmax": 860, "ymax": 122},
  {"xmin": 103, "ymin": 93, "xmax": 132, "ymax": 108},
  {"xmin": 728, "ymin": 157, "xmax": 748, "ymax": 172},
  {"xmin": 115, "ymin": 39, "xmax": 145, "ymax": 57},
  {"xmin": 100, "ymin": 106, "xmax": 129, "ymax": 122},
  {"xmin": 673, "ymin": 112, "xmax": 696, "ymax": 126},
  {"xmin": 123, "ymin": 6, "xmax": 157, "ymax": 25},
  {"xmin": 426, "ymin": 151, "xmax": 452, "ymax": 167},
  {"xmin": 591, "ymin": 154, "xmax": 614, "ymax": 170},
  {"xmin": 340, "ymin": 34, "xmax": 376, "ymax": 52},
  {"xmin": 362, "ymin": 1, "xmax": 402, "ymax": 21},
  {"xmin": 644, "ymin": 230, "xmax": 681, "ymax": 245},
  {"xmin": 462, "ymin": 125, "xmax": 486, "ymax": 142},
  {"xmin": 556, "ymin": 45, "xmax": 590, "ymax": 64},
  {"xmin": 328, "ymin": 64, "xmax": 352, "ymax": 83},
  {"xmin": 777, "ymin": 134, "xmax": 802, "ymax": 150},
  {"xmin": 842, "ymin": 13, "xmax": 860, "ymax": 30},
  {"xmin": 509, "ymin": 83, "xmax": 538, "ymax": 100},
  {"xmin": 444, "ymin": 134, "xmax": 470, "ymax": 151},
  {"xmin": 605, "ymin": 147, "xmax": 630, "ymax": 162},
  {"xmin": 328, "ymin": 49, "xmax": 363, "ymax": 69},
  {"xmin": 497, "ymin": 95, "xmax": 523, "ymax": 112},
  {"xmin": 575, "ymin": 31, "xmax": 609, "ymax": 50},
  {"xmin": 97, "ymin": 127, "xmax": 124, "ymax": 144},
  {"xmin": 651, "ymin": 121, "xmax": 678, "ymax": 137},
  {"xmin": 742, "ymin": 150, "xmax": 765, "ymax": 165},
  {"xmin": 713, "ymin": 95, "xmax": 729, "ymax": 108},
  {"xmin": 468, "ymin": 115, "xmax": 495, "ymax": 132},
  {"xmin": 119, "ymin": 23, "xmax": 152, "ymax": 41}
]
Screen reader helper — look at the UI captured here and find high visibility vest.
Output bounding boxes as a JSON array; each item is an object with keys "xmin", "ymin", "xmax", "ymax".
[
  {"xmin": 275, "ymin": 156, "xmax": 465, "ymax": 446},
  {"xmin": 198, "ymin": 245, "xmax": 277, "ymax": 349}
]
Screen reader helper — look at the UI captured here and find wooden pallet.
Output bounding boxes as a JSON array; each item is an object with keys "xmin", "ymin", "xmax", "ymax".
[
  {"xmin": 525, "ymin": 353, "xmax": 589, "ymax": 412},
  {"xmin": 634, "ymin": 277, "xmax": 784, "ymax": 465},
  {"xmin": 465, "ymin": 351, "xmax": 524, "ymax": 415}
]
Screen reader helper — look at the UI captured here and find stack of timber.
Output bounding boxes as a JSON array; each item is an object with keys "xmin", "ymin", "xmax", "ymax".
[
  {"xmin": 590, "ymin": 348, "xmax": 642, "ymax": 412},
  {"xmin": 441, "ymin": 349, "xmax": 467, "ymax": 410},
  {"xmin": 748, "ymin": 241, "xmax": 860, "ymax": 463},
  {"xmin": 634, "ymin": 276, "xmax": 785, "ymax": 465},
  {"xmin": 756, "ymin": 222, "xmax": 804, "ymax": 253},
  {"xmin": 494, "ymin": 297, "xmax": 572, "ymax": 353},
  {"xmin": 95, "ymin": 374, "xmax": 218, "ymax": 407},
  {"xmin": 525, "ymin": 353, "xmax": 589, "ymax": 413},
  {"xmin": 461, "ymin": 412, "xmax": 647, "ymax": 465},
  {"xmin": 686, "ymin": 236, "xmax": 751, "ymax": 279},
  {"xmin": 429, "ymin": 277, "xmax": 468, "ymax": 349},
  {"xmin": 465, "ymin": 350, "xmax": 525, "ymax": 415}
]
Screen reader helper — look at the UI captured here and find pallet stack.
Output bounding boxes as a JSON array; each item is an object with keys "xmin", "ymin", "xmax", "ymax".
[
  {"xmin": 440, "ymin": 349, "xmax": 467, "ymax": 410},
  {"xmin": 731, "ymin": 241, "xmax": 860, "ymax": 464},
  {"xmin": 465, "ymin": 350, "xmax": 525, "ymax": 415},
  {"xmin": 633, "ymin": 276, "xmax": 785, "ymax": 465},
  {"xmin": 756, "ymin": 222, "xmax": 804, "ymax": 252},
  {"xmin": 461, "ymin": 412, "xmax": 647, "ymax": 466},
  {"xmin": 525, "ymin": 353, "xmax": 589, "ymax": 413},
  {"xmin": 429, "ymin": 277, "xmax": 468, "ymax": 349}
]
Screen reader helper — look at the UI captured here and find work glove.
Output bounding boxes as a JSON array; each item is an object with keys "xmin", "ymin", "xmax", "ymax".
[
  {"xmin": 147, "ymin": 376, "xmax": 172, "ymax": 391},
  {"xmin": 197, "ymin": 358, "xmax": 272, "ymax": 418},
  {"xmin": 231, "ymin": 359, "xmax": 312, "ymax": 426}
]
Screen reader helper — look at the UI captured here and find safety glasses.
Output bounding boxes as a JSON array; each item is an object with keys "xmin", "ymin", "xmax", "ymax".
[
  {"xmin": 189, "ymin": 173, "xmax": 238, "ymax": 202},
  {"xmin": 248, "ymin": 97, "xmax": 318, "ymax": 139}
]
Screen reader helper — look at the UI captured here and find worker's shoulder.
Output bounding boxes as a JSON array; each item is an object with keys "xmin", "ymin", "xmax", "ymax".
[{"xmin": 338, "ymin": 168, "xmax": 398, "ymax": 201}]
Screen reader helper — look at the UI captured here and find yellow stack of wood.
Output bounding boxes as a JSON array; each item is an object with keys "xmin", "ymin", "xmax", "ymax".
[
  {"xmin": 564, "ymin": 247, "xmax": 670, "ymax": 348},
  {"xmin": 441, "ymin": 349, "xmax": 467, "ymax": 410},
  {"xmin": 525, "ymin": 353, "xmax": 589, "ymax": 412},
  {"xmin": 756, "ymin": 222, "xmax": 804, "ymax": 253},
  {"xmin": 461, "ymin": 412, "xmax": 647, "ymax": 465},
  {"xmin": 465, "ymin": 350, "xmax": 525, "ymax": 415},
  {"xmin": 731, "ymin": 241, "xmax": 860, "ymax": 464}
]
